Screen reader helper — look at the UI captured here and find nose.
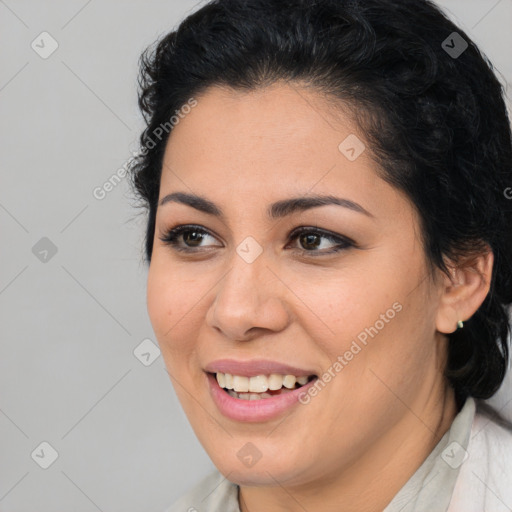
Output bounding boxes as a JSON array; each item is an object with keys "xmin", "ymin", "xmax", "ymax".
[{"xmin": 205, "ymin": 251, "xmax": 290, "ymax": 342}]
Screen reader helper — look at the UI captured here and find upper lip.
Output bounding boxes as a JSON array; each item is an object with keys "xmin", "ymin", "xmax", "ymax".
[{"xmin": 204, "ymin": 359, "xmax": 317, "ymax": 377}]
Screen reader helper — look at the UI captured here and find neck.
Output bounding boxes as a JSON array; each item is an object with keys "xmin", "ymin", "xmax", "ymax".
[{"xmin": 239, "ymin": 383, "xmax": 458, "ymax": 512}]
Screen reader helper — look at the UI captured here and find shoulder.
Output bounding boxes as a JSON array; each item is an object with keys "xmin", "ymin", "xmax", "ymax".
[
  {"xmin": 471, "ymin": 400, "xmax": 512, "ymax": 477},
  {"xmin": 162, "ymin": 470, "xmax": 239, "ymax": 512},
  {"xmin": 447, "ymin": 399, "xmax": 512, "ymax": 512}
]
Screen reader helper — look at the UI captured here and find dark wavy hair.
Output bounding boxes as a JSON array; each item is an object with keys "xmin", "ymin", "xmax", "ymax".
[{"xmin": 128, "ymin": 0, "xmax": 512, "ymax": 402}]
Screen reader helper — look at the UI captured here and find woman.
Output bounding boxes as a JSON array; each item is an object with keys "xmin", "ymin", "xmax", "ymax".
[{"xmin": 128, "ymin": 0, "xmax": 512, "ymax": 510}]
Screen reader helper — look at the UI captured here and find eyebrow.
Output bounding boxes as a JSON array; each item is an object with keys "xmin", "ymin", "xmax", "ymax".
[{"xmin": 158, "ymin": 192, "xmax": 374, "ymax": 219}]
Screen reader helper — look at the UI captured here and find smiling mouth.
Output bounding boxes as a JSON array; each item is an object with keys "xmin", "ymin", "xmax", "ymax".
[{"xmin": 209, "ymin": 372, "xmax": 317, "ymax": 400}]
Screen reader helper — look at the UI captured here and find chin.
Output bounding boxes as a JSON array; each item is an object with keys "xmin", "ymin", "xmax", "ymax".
[
  {"xmin": 207, "ymin": 445, "xmax": 312, "ymax": 488},
  {"xmin": 217, "ymin": 465, "xmax": 298, "ymax": 487}
]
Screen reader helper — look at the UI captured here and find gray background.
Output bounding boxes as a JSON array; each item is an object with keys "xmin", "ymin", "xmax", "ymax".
[{"xmin": 1, "ymin": 1, "xmax": 511, "ymax": 510}]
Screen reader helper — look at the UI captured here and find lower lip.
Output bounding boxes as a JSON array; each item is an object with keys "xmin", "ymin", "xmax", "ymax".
[{"xmin": 206, "ymin": 372, "xmax": 318, "ymax": 422}]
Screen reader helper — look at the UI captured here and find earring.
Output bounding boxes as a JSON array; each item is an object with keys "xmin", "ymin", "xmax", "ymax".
[{"xmin": 457, "ymin": 320, "xmax": 464, "ymax": 329}]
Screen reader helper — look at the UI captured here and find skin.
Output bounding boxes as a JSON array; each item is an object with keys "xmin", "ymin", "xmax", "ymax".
[{"xmin": 146, "ymin": 82, "xmax": 493, "ymax": 512}]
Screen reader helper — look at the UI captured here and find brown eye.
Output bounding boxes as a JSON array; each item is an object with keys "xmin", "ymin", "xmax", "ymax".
[
  {"xmin": 182, "ymin": 229, "xmax": 207, "ymax": 247},
  {"xmin": 288, "ymin": 227, "xmax": 355, "ymax": 256},
  {"xmin": 159, "ymin": 225, "xmax": 222, "ymax": 251},
  {"xmin": 299, "ymin": 233, "xmax": 322, "ymax": 250}
]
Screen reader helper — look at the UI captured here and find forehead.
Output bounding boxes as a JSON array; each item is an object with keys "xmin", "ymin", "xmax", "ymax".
[
  {"xmin": 165, "ymin": 84, "xmax": 362, "ymax": 178},
  {"xmin": 159, "ymin": 82, "xmax": 410, "ymax": 223}
]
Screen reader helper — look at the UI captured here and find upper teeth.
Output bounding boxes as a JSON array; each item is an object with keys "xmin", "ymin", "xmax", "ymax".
[{"xmin": 216, "ymin": 372, "xmax": 310, "ymax": 393}]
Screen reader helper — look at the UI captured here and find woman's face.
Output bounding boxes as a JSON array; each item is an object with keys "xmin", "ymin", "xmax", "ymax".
[{"xmin": 147, "ymin": 82, "xmax": 450, "ymax": 487}]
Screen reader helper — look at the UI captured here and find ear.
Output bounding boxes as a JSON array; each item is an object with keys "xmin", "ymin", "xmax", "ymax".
[{"xmin": 435, "ymin": 248, "xmax": 494, "ymax": 334}]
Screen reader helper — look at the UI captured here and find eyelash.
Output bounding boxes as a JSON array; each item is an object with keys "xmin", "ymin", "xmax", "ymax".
[{"xmin": 158, "ymin": 224, "xmax": 355, "ymax": 256}]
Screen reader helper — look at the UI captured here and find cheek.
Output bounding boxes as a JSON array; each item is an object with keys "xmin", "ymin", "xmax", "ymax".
[
  {"xmin": 282, "ymin": 263, "xmax": 402, "ymax": 346},
  {"xmin": 319, "ymin": 281, "xmax": 435, "ymax": 411},
  {"xmin": 286, "ymin": 256, "xmax": 432, "ymax": 380},
  {"xmin": 146, "ymin": 262, "xmax": 173, "ymax": 339},
  {"xmin": 146, "ymin": 259, "xmax": 202, "ymax": 356}
]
